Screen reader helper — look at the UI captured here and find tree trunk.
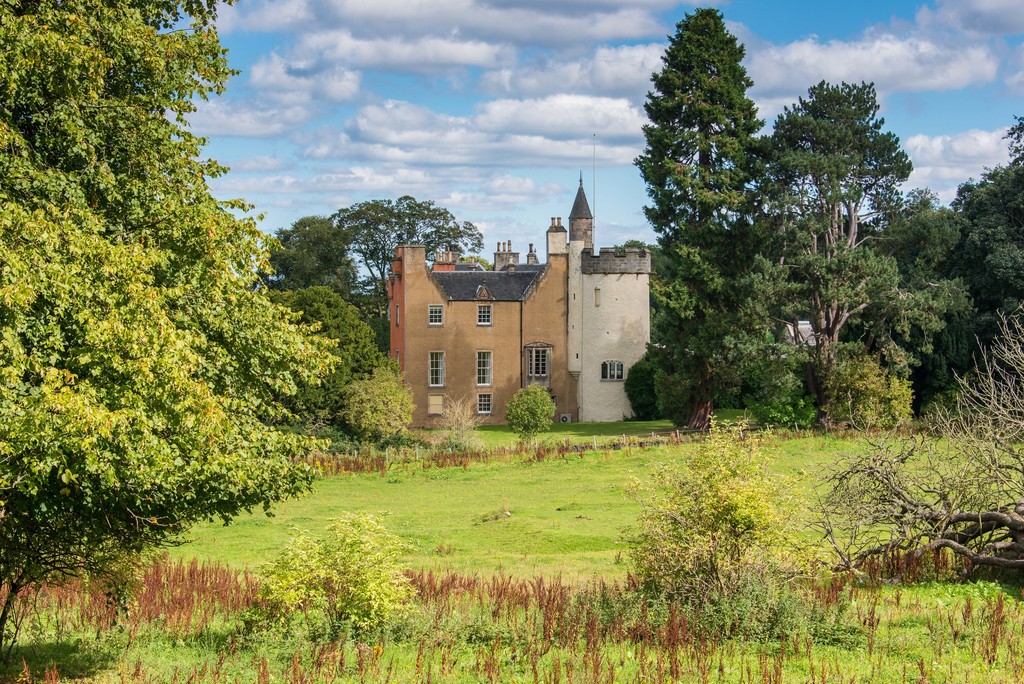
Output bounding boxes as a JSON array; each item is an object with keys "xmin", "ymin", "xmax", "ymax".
[
  {"xmin": 685, "ymin": 399, "xmax": 714, "ymax": 430},
  {"xmin": 808, "ymin": 337, "xmax": 838, "ymax": 428},
  {"xmin": 0, "ymin": 579, "xmax": 22, "ymax": 661},
  {"xmin": 685, "ymin": 369, "xmax": 715, "ymax": 430},
  {"xmin": 803, "ymin": 360, "xmax": 831, "ymax": 428}
]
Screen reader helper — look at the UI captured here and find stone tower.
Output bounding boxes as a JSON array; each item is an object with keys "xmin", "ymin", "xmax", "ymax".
[{"xmin": 568, "ymin": 176, "xmax": 593, "ymax": 250}]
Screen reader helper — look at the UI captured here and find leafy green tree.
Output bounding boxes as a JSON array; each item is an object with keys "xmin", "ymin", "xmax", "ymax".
[
  {"xmin": 266, "ymin": 216, "xmax": 359, "ymax": 298},
  {"xmin": 0, "ymin": 0, "xmax": 331, "ymax": 653},
  {"xmin": 1007, "ymin": 114, "xmax": 1024, "ymax": 166},
  {"xmin": 953, "ymin": 158, "xmax": 1024, "ymax": 336},
  {"xmin": 765, "ymin": 81, "xmax": 928, "ymax": 423},
  {"xmin": 271, "ymin": 287, "xmax": 387, "ymax": 428},
  {"xmin": 258, "ymin": 513, "xmax": 414, "ymax": 634},
  {"xmin": 635, "ymin": 8, "xmax": 778, "ymax": 429},
  {"xmin": 334, "ymin": 197, "xmax": 483, "ymax": 316},
  {"xmin": 874, "ymin": 189, "xmax": 969, "ymax": 410},
  {"xmin": 505, "ymin": 385, "xmax": 555, "ymax": 443},
  {"xmin": 339, "ymin": 367, "xmax": 414, "ymax": 444}
]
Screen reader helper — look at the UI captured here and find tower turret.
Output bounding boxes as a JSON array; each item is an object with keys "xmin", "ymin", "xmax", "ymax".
[{"xmin": 568, "ymin": 176, "xmax": 593, "ymax": 249}]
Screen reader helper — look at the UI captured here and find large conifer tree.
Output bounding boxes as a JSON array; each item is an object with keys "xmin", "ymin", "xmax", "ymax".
[{"xmin": 635, "ymin": 8, "xmax": 772, "ymax": 429}]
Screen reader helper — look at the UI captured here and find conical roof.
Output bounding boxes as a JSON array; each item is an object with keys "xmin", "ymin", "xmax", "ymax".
[{"xmin": 569, "ymin": 177, "xmax": 593, "ymax": 220}]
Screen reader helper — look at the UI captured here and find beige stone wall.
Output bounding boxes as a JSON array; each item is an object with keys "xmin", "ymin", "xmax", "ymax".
[
  {"xmin": 522, "ymin": 253, "xmax": 578, "ymax": 420},
  {"xmin": 396, "ymin": 245, "xmax": 576, "ymax": 427}
]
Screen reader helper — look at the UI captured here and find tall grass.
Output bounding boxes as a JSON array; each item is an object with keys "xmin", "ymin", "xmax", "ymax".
[{"xmin": 9, "ymin": 551, "xmax": 1024, "ymax": 682}]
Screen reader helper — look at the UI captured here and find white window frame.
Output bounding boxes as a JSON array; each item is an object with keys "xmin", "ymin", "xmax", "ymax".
[
  {"xmin": 527, "ymin": 347, "xmax": 549, "ymax": 381},
  {"xmin": 428, "ymin": 351, "xmax": 445, "ymax": 387},
  {"xmin": 477, "ymin": 304, "xmax": 492, "ymax": 326},
  {"xmin": 476, "ymin": 350, "xmax": 492, "ymax": 386},
  {"xmin": 428, "ymin": 304, "xmax": 443, "ymax": 326},
  {"xmin": 477, "ymin": 393, "xmax": 492, "ymax": 415}
]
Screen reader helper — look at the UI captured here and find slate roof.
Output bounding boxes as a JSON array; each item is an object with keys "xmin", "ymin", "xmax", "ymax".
[
  {"xmin": 430, "ymin": 265, "xmax": 546, "ymax": 301},
  {"xmin": 569, "ymin": 179, "xmax": 593, "ymax": 220}
]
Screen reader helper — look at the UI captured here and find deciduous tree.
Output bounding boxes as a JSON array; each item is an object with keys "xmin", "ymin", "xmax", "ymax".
[
  {"xmin": 266, "ymin": 216, "xmax": 359, "ymax": 298},
  {"xmin": 334, "ymin": 197, "xmax": 483, "ymax": 316},
  {"xmin": 0, "ymin": 0, "xmax": 331, "ymax": 654}
]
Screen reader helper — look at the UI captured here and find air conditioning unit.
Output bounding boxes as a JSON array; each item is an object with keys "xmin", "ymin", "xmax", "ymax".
[{"xmin": 559, "ymin": 413, "xmax": 572, "ymax": 423}]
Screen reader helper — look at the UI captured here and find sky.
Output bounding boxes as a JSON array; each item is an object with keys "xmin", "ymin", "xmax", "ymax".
[{"xmin": 192, "ymin": 0, "xmax": 1024, "ymax": 255}]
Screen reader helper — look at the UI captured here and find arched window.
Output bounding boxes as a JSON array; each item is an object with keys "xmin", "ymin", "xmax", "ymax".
[{"xmin": 601, "ymin": 360, "xmax": 624, "ymax": 381}]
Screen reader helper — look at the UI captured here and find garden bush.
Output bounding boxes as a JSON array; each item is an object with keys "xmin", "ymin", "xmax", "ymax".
[
  {"xmin": 505, "ymin": 385, "xmax": 555, "ymax": 443},
  {"xmin": 339, "ymin": 366, "xmax": 414, "ymax": 443},
  {"xmin": 823, "ymin": 352, "xmax": 913, "ymax": 428},
  {"xmin": 628, "ymin": 422, "xmax": 811, "ymax": 602},
  {"xmin": 256, "ymin": 513, "xmax": 414, "ymax": 637}
]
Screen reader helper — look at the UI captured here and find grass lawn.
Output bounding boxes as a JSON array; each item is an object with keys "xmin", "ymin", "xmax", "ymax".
[
  {"xmin": 178, "ymin": 429, "xmax": 861, "ymax": 579},
  {"xmin": 16, "ymin": 428, "xmax": 1024, "ymax": 683}
]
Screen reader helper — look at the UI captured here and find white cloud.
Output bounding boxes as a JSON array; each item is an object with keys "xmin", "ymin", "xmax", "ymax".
[
  {"xmin": 903, "ymin": 128, "xmax": 1010, "ymax": 202},
  {"xmin": 229, "ymin": 155, "xmax": 293, "ymax": 172},
  {"xmin": 220, "ymin": 0, "xmax": 665, "ymax": 49},
  {"xmin": 480, "ymin": 43, "xmax": 665, "ymax": 100},
  {"xmin": 302, "ymin": 98, "xmax": 643, "ymax": 167},
  {"xmin": 917, "ymin": 0, "xmax": 1024, "ymax": 36},
  {"xmin": 439, "ymin": 175, "xmax": 564, "ymax": 211},
  {"xmin": 475, "ymin": 95, "xmax": 645, "ymax": 140},
  {"xmin": 748, "ymin": 33, "xmax": 998, "ymax": 104},
  {"xmin": 292, "ymin": 31, "xmax": 516, "ymax": 71},
  {"xmin": 1007, "ymin": 44, "xmax": 1024, "ymax": 94},
  {"xmin": 187, "ymin": 100, "xmax": 314, "ymax": 137},
  {"xmin": 249, "ymin": 54, "xmax": 361, "ymax": 103}
]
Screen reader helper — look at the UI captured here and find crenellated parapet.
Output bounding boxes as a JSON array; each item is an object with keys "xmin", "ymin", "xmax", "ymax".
[{"xmin": 580, "ymin": 247, "xmax": 652, "ymax": 275}]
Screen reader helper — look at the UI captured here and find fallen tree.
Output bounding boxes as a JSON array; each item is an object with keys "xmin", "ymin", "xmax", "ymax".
[{"xmin": 820, "ymin": 314, "xmax": 1024, "ymax": 572}]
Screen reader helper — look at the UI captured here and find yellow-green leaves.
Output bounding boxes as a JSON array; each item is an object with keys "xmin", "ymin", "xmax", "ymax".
[
  {"xmin": 629, "ymin": 422, "xmax": 812, "ymax": 598},
  {"xmin": 0, "ymin": 0, "xmax": 333, "ymax": 653}
]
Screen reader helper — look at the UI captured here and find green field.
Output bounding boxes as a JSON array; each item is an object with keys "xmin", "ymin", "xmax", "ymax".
[
  {"xmin": 179, "ymin": 430, "xmax": 856, "ymax": 579},
  {"xmin": 11, "ymin": 426, "xmax": 1024, "ymax": 683}
]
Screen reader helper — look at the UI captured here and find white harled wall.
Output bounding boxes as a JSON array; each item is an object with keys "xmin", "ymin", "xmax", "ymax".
[
  {"xmin": 576, "ymin": 271, "xmax": 650, "ymax": 422},
  {"xmin": 566, "ymin": 240, "xmax": 584, "ymax": 376}
]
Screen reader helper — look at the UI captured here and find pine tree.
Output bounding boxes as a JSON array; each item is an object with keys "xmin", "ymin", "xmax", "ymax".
[{"xmin": 635, "ymin": 8, "xmax": 774, "ymax": 429}]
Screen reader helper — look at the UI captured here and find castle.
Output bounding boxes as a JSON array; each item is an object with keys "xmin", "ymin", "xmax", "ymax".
[{"xmin": 388, "ymin": 180, "xmax": 651, "ymax": 426}]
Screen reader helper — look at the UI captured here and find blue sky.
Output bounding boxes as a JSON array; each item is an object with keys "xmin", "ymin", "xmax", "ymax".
[{"xmin": 193, "ymin": 0, "xmax": 1024, "ymax": 254}]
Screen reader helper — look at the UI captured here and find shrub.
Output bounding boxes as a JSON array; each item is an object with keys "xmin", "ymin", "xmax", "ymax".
[
  {"xmin": 435, "ymin": 396, "xmax": 483, "ymax": 451},
  {"xmin": 504, "ymin": 385, "xmax": 555, "ymax": 443},
  {"xmin": 624, "ymin": 353, "xmax": 661, "ymax": 420},
  {"xmin": 257, "ymin": 513, "xmax": 414, "ymax": 635},
  {"xmin": 823, "ymin": 352, "xmax": 913, "ymax": 428},
  {"xmin": 339, "ymin": 366, "xmax": 414, "ymax": 443},
  {"xmin": 628, "ymin": 422, "xmax": 809, "ymax": 601},
  {"xmin": 746, "ymin": 384, "xmax": 817, "ymax": 429}
]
